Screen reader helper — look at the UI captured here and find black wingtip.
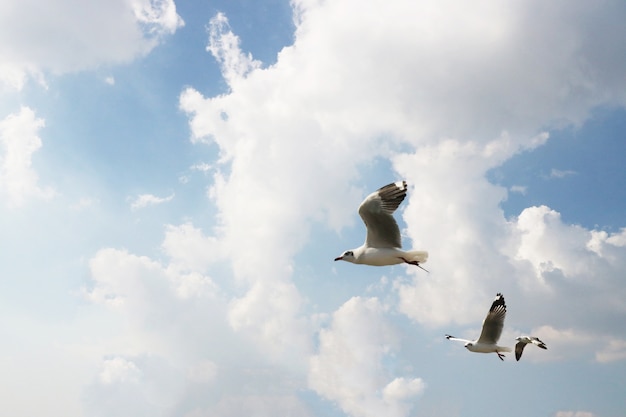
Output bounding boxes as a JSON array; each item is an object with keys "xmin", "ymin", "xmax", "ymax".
[{"xmin": 490, "ymin": 293, "xmax": 506, "ymax": 313}]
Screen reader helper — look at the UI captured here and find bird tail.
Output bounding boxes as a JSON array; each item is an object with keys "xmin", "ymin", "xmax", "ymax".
[
  {"xmin": 497, "ymin": 346, "xmax": 512, "ymax": 352},
  {"xmin": 406, "ymin": 250, "xmax": 428, "ymax": 264}
]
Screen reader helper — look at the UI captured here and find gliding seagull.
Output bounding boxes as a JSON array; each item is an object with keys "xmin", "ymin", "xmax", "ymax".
[
  {"xmin": 515, "ymin": 336, "xmax": 547, "ymax": 361},
  {"xmin": 445, "ymin": 293, "xmax": 511, "ymax": 361},
  {"xmin": 334, "ymin": 181, "xmax": 428, "ymax": 271}
]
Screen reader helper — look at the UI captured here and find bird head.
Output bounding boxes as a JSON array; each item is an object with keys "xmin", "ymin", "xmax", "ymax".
[{"xmin": 334, "ymin": 250, "xmax": 355, "ymax": 263}]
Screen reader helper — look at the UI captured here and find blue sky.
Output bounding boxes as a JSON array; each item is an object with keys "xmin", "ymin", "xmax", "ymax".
[{"xmin": 1, "ymin": 1, "xmax": 626, "ymax": 416}]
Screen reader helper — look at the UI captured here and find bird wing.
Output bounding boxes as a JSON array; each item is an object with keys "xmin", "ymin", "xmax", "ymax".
[
  {"xmin": 445, "ymin": 334, "xmax": 472, "ymax": 344},
  {"xmin": 515, "ymin": 341, "xmax": 527, "ymax": 361},
  {"xmin": 477, "ymin": 293, "xmax": 507, "ymax": 345},
  {"xmin": 358, "ymin": 181, "xmax": 406, "ymax": 249},
  {"xmin": 531, "ymin": 337, "xmax": 548, "ymax": 349}
]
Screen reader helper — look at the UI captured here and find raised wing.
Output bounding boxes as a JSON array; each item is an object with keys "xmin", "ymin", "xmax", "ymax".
[
  {"xmin": 358, "ymin": 181, "xmax": 407, "ymax": 248},
  {"xmin": 477, "ymin": 293, "xmax": 506, "ymax": 345}
]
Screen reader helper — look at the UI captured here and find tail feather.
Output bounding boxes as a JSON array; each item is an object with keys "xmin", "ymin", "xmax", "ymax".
[{"xmin": 407, "ymin": 250, "xmax": 428, "ymax": 264}]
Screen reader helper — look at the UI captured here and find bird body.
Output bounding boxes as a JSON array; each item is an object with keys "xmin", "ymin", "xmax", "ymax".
[
  {"xmin": 334, "ymin": 181, "xmax": 428, "ymax": 270},
  {"xmin": 445, "ymin": 293, "xmax": 511, "ymax": 360},
  {"xmin": 515, "ymin": 336, "xmax": 547, "ymax": 361},
  {"xmin": 337, "ymin": 247, "xmax": 428, "ymax": 266}
]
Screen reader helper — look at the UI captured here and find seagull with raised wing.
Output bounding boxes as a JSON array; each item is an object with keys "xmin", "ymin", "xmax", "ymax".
[
  {"xmin": 334, "ymin": 181, "xmax": 428, "ymax": 271},
  {"xmin": 445, "ymin": 293, "xmax": 512, "ymax": 361},
  {"xmin": 515, "ymin": 336, "xmax": 547, "ymax": 361}
]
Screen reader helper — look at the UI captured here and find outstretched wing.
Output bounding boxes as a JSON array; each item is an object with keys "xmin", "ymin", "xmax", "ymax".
[
  {"xmin": 477, "ymin": 293, "xmax": 506, "ymax": 345},
  {"xmin": 445, "ymin": 334, "xmax": 472, "ymax": 344},
  {"xmin": 358, "ymin": 181, "xmax": 407, "ymax": 249},
  {"xmin": 531, "ymin": 337, "xmax": 548, "ymax": 349},
  {"xmin": 515, "ymin": 341, "xmax": 527, "ymax": 361}
]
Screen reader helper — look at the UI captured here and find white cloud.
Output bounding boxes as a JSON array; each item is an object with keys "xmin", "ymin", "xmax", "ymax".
[
  {"xmin": 309, "ymin": 297, "xmax": 424, "ymax": 417},
  {"xmin": 0, "ymin": 107, "xmax": 54, "ymax": 206},
  {"xmin": 99, "ymin": 357, "xmax": 141, "ymax": 385},
  {"xmin": 0, "ymin": 0, "xmax": 184, "ymax": 89},
  {"xmin": 510, "ymin": 185, "xmax": 528, "ymax": 195},
  {"xmin": 76, "ymin": 0, "xmax": 626, "ymax": 415},
  {"xmin": 190, "ymin": 162, "xmax": 212, "ymax": 172},
  {"xmin": 131, "ymin": 0, "xmax": 183, "ymax": 35},
  {"xmin": 84, "ymin": 235, "xmax": 311, "ymax": 416},
  {"xmin": 161, "ymin": 222, "xmax": 224, "ymax": 273},
  {"xmin": 595, "ymin": 338, "xmax": 626, "ymax": 363},
  {"xmin": 129, "ymin": 192, "xmax": 174, "ymax": 210},
  {"xmin": 206, "ymin": 13, "xmax": 262, "ymax": 87},
  {"xmin": 186, "ymin": 360, "xmax": 218, "ymax": 384},
  {"xmin": 549, "ymin": 168, "xmax": 577, "ymax": 179},
  {"xmin": 178, "ymin": 0, "xmax": 626, "ymax": 369}
]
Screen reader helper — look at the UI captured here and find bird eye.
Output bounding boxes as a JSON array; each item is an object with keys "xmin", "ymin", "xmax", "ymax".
[{"xmin": 345, "ymin": 251, "xmax": 353, "ymax": 257}]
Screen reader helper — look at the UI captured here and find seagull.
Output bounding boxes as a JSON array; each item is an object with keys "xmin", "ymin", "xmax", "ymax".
[
  {"xmin": 445, "ymin": 293, "xmax": 512, "ymax": 361},
  {"xmin": 334, "ymin": 181, "xmax": 428, "ymax": 271},
  {"xmin": 515, "ymin": 336, "xmax": 547, "ymax": 361}
]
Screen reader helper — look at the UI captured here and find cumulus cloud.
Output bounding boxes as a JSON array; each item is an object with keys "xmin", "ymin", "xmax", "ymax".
[
  {"xmin": 84, "ymin": 233, "xmax": 312, "ymax": 416},
  {"xmin": 161, "ymin": 222, "xmax": 224, "ymax": 273},
  {"xmin": 99, "ymin": 357, "xmax": 142, "ymax": 385},
  {"xmin": 0, "ymin": 107, "xmax": 54, "ymax": 206},
  {"xmin": 177, "ymin": 0, "xmax": 626, "ymax": 373},
  {"xmin": 309, "ymin": 297, "xmax": 424, "ymax": 417},
  {"xmin": 0, "ymin": 0, "xmax": 184, "ymax": 89},
  {"xmin": 80, "ymin": 0, "xmax": 626, "ymax": 414}
]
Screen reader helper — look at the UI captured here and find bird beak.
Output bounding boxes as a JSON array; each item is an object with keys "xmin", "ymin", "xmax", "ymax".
[{"xmin": 334, "ymin": 256, "xmax": 342, "ymax": 261}]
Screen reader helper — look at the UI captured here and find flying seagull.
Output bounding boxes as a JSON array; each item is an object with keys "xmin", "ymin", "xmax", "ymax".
[
  {"xmin": 334, "ymin": 181, "xmax": 428, "ymax": 271},
  {"xmin": 515, "ymin": 336, "xmax": 547, "ymax": 361},
  {"xmin": 445, "ymin": 293, "xmax": 511, "ymax": 361}
]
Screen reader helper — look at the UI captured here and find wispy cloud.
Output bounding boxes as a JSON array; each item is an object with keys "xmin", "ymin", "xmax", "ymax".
[
  {"xmin": 510, "ymin": 185, "xmax": 528, "ymax": 195},
  {"xmin": 129, "ymin": 193, "xmax": 174, "ymax": 210},
  {"xmin": 549, "ymin": 168, "xmax": 577, "ymax": 179}
]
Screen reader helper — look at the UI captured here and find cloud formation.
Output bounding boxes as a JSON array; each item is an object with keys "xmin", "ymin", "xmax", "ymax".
[
  {"xmin": 0, "ymin": 107, "xmax": 54, "ymax": 206},
  {"xmin": 78, "ymin": 0, "xmax": 626, "ymax": 415},
  {"xmin": 129, "ymin": 192, "xmax": 175, "ymax": 210},
  {"xmin": 309, "ymin": 297, "xmax": 424, "ymax": 417},
  {"xmin": 0, "ymin": 0, "xmax": 184, "ymax": 89}
]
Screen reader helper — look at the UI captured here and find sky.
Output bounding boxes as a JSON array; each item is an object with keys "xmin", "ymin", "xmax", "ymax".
[{"xmin": 1, "ymin": 0, "xmax": 626, "ymax": 416}]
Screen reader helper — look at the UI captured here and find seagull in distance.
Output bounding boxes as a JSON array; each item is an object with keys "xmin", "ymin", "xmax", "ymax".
[
  {"xmin": 515, "ymin": 336, "xmax": 547, "ymax": 361},
  {"xmin": 334, "ymin": 181, "xmax": 428, "ymax": 271},
  {"xmin": 445, "ymin": 293, "xmax": 511, "ymax": 361}
]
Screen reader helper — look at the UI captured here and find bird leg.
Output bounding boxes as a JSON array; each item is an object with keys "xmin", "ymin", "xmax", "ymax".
[
  {"xmin": 400, "ymin": 257, "xmax": 429, "ymax": 273},
  {"xmin": 496, "ymin": 352, "xmax": 505, "ymax": 361}
]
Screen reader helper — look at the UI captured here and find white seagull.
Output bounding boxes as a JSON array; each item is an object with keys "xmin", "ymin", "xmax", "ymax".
[
  {"xmin": 445, "ymin": 293, "xmax": 512, "ymax": 361},
  {"xmin": 334, "ymin": 181, "xmax": 428, "ymax": 271},
  {"xmin": 515, "ymin": 336, "xmax": 547, "ymax": 361}
]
